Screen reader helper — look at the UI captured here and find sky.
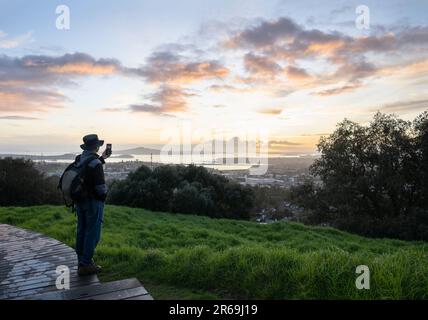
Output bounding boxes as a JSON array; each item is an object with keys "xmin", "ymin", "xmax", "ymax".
[{"xmin": 0, "ymin": 0, "xmax": 427, "ymax": 153}]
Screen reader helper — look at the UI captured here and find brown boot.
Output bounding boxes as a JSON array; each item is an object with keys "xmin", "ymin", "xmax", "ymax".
[{"xmin": 78, "ymin": 263, "xmax": 102, "ymax": 276}]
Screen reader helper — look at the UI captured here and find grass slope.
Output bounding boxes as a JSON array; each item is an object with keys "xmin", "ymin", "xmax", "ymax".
[{"xmin": 0, "ymin": 205, "xmax": 427, "ymax": 299}]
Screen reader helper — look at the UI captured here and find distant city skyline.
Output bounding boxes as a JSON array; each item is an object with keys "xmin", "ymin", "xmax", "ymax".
[{"xmin": 1, "ymin": 0, "xmax": 427, "ymax": 154}]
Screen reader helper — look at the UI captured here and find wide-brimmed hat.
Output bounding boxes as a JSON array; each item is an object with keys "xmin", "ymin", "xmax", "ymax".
[{"xmin": 80, "ymin": 134, "xmax": 104, "ymax": 151}]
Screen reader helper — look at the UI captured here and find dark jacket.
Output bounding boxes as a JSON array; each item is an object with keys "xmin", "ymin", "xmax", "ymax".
[{"xmin": 76, "ymin": 150, "xmax": 107, "ymax": 202}]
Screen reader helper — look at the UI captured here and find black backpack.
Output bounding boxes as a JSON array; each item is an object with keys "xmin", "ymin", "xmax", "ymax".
[{"xmin": 58, "ymin": 155, "xmax": 98, "ymax": 207}]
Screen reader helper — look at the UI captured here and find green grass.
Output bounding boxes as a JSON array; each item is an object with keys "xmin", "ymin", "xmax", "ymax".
[{"xmin": 1, "ymin": 205, "xmax": 427, "ymax": 299}]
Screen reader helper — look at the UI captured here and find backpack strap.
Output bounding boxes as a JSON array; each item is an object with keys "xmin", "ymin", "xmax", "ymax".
[
  {"xmin": 88, "ymin": 158, "xmax": 102, "ymax": 169},
  {"xmin": 79, "ymin": 155, "xmax": 100, "ymax": 175},
  {"xmin": 78, "ymin": 155, "xmax": 101, "ymax": 188},
  {"xmin": 77, "ymin": 154, "xmax": 98, "ymax": 168}
]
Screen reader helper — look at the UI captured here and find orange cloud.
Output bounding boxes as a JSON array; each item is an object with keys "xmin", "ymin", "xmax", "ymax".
[
  {"xmin": 305, "ymin": 40, "xmax": 345, "ymax": 56},
  {"xmin": 172, "ymin": 62, "xmax": 229, "ymax": 84},
  {"xmin": 0, "ymin": 89, "xmax": 64, "ymax": 113},
  {"xmin": 130, "ymin": 85, "xmax": 196, "ymax": 114},
  {"xmin": 0, "ymin": 53, "xmax": 121, "ymax": 114},
  {"xmin": 313, "ymin": 82, "xmax": 363, "ymax": 96},
  {"xmin": 269, "ymin": 139, "xmax": 302, "ymax": 147},
  {"xmin": 286, "ymin": 65, "xmax": 311, "ymax": 81},
  {"xmin": 244, "ymin": 53, "xmax": 282, "ymax": 78},
  {"xmin": 380, "ymin": 58, "xmax": 428, "ymax": 78},
  {"xmin": 131, "ymin": 51, "xmax": 230, "ymax": 114},
  {"xmin": 99, "ymin": 107, "xmax": 123, "ymax": 112},
  {"xmin": 47, "ymin": 62, "xmax": 117, "ymax": 75},
  {"xmin": 140, "ymin": 52, "xmax": 229, "ymax": 84},
  {"xmin": 258, "ymin": 107, "xmax": 283, "ymax": 115},
  {"xmin": 224, "ymin": 17, "xmax": 428, "ymax": 97},
  {"xmin": 209, "ymin": 84, "xmax": 252, "ymax": 93}
]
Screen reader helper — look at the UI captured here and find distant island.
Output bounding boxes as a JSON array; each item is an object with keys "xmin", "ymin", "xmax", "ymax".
[
  {"xmin": 114, "ymin": 147, "xmax": 161, "ymax": 155},
  {"xmin": 111, "ymin": 154, "xmax": 134, "ymax": 159},
  {"xmin": 0, "ymin": 153, "xmax": 78, "ymax": 161}
]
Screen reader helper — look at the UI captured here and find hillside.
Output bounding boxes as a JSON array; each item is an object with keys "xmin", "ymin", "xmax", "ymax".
[{"xmin": 0, "ymin": 205, "xmax": 427, "ymax": 299}]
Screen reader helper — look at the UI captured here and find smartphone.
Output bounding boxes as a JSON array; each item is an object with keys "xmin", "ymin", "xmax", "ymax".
[{"xmin": 106, "ymin": 143, "xmax": 112, "ymax": 156}]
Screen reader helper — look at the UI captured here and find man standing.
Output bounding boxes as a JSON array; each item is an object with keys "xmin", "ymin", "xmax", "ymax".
[{"xmin": 75, "ymin": 134, "xmax": 111, "ymax": 276}]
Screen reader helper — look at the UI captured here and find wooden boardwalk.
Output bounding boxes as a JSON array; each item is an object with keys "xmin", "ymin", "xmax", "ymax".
[{"xmin": 0, "ymin": 224, "xmax": 152, "ymax": 300}]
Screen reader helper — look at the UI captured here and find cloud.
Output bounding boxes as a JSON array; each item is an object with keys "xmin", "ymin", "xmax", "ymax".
[
  {"xmin": 127, "ymin": 49, "xmax": 229, "ymax": 114},
  {"xmin": 0, "ymin": 53, "xmax": 122, "ymax": 88},
  {"xmin": 209, "ymin": 84, "xmax": 250, "ymax": 93},
  {"xmin": 2, "ymin": 16, "xmax": 428, "ymax": 119},
  {"xmin": 330, "ymin": 5, "xmax": 352, "ymax": 16},
  {"xmin": 372, "ymin": 98, "xmax": 428, "ymax": 113},
  {"xmin": 135, "ymin": 51, "xmax": 229, "ymax": 84},
  {"xmin": 0, "ymin": 87, "xmax": 65, "ymax": 112},
  {"xmin": 257, "ymin": 107, "xmax": 283, "ymax": 115},
  {"xmin": 333, "ymin": 58, "xmax": 377, "ymax": 81},
  {"xmin": 0, "ymin": 115, "xmax": 39, "ymax": 120},
  {"xmin": 381, "ymin": 58, "xmax": 428, "ymax": 78},
  {"xmin": 244, "ymin": 53, "xmax": 282, "ymax": 77},
  {"xmin": 0, "ymin": 31, "xmax": 32, "ymax": 49},
  {"xmin": 273, "ymin": 89, "xmax": 293, "ymax": 97},
  {"xmin": 313, "ymin": 82, "xmax": 363, "ymax": 96},
  {"xmin": 227, "ymin": 17, "xmax": 428, "ymax": 54},
  {"xmin": 0, "ymin": 49, "xmax": 227, "ymax": 116},
  {"xmin": 20, "ymin": 52, "xmax": 121, "ymax": 75},
  {"xmin": 99, "ymin": 107, "xmax": 124, "ymax": 112},
  {"xmin": 223, "ymin": 17, "xmax": 428, "ymax": 95},
  {"xmin": 129, "ymin": 104, "xmax": 162, "ymax": 113},
  {"xmin": 301, "ymin": 133, "xmax": 331, "ymax": 137},
  {"xmin": 345, "ymin": 26, "xmax": 428, "ymax": 54},
  {"xmin": 286, "ymin": 65, "xmax": 311, "ymax": 81},
  {"xmin": 130, "ymin": 85, "xmax": 196, "ymax": 115},
  {"xmin": 226, "ymin": 17, "xmax": 300, "ymax": 49},
  {"xmin": 0, "ymin": 52, "xmax": 122, "ymax": 113},
  {"xmin": 269, "ymin": 139, "xmax": 302, "ymax": 148}
]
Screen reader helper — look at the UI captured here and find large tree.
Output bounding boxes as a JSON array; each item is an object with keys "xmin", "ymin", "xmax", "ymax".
[
  {"xmin": 311, "ymin": 112, "xmax": 422, "ymax": 218},
  {"xmin": 304, "ymin": 111, "xmax": 428, "ymax": 239}
]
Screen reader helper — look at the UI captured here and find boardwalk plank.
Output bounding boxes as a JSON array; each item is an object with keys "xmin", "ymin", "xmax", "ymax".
[
  {"xmin": 29, "ymin": 278, "xmax": 142, "ymax": 300},
  {"xmin": 0, "ymin": 273, "xmax": 96, "ymax": 290},
  {"xmin": 0, "ymin": 252, "xmax": 77, "ymax": 271},
  {"xmin": 0, "ymin": 224, "xmax": 152, "ymax": 300},
  {"xmin": 125, "ymin": 294, "xmax": 154, "ymax": 300},
  {"xmin": 78, "ymin": 286, "xmax": 148, "ymax": 300},
  {"xmin": 0, "ymin": 224, "xmax": 100, "ymax": 299},
  {"xmin": 1, "ymin": 277, "xmax": 100, "ymax": 299}
]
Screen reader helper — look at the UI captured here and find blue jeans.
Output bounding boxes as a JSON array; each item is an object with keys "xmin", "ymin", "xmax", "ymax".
[{"xmin": 75, "ymin": 199, "xmax": 104, "ymax": 266}]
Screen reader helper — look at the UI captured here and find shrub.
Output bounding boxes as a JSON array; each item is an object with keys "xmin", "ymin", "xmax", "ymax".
[
  {"xmin": 108, "ymin": 164, "xmax": 254, "ymax": 219},
  {"xmin": 0, "ymin": 158, "xmax": 62, "ymax": 206}
]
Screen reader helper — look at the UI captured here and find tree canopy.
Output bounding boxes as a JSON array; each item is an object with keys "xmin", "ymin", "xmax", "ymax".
[
  {"xmin": 292, "ymin": 111, "xmax": 428, "ymax": 240},
  {"xmin": 0, "ymin": 158, "xmax": 62, "ymax": 206},
  {"xmin": 108, "ymin": 164, "xmax": 254, "ymax": 220}
]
